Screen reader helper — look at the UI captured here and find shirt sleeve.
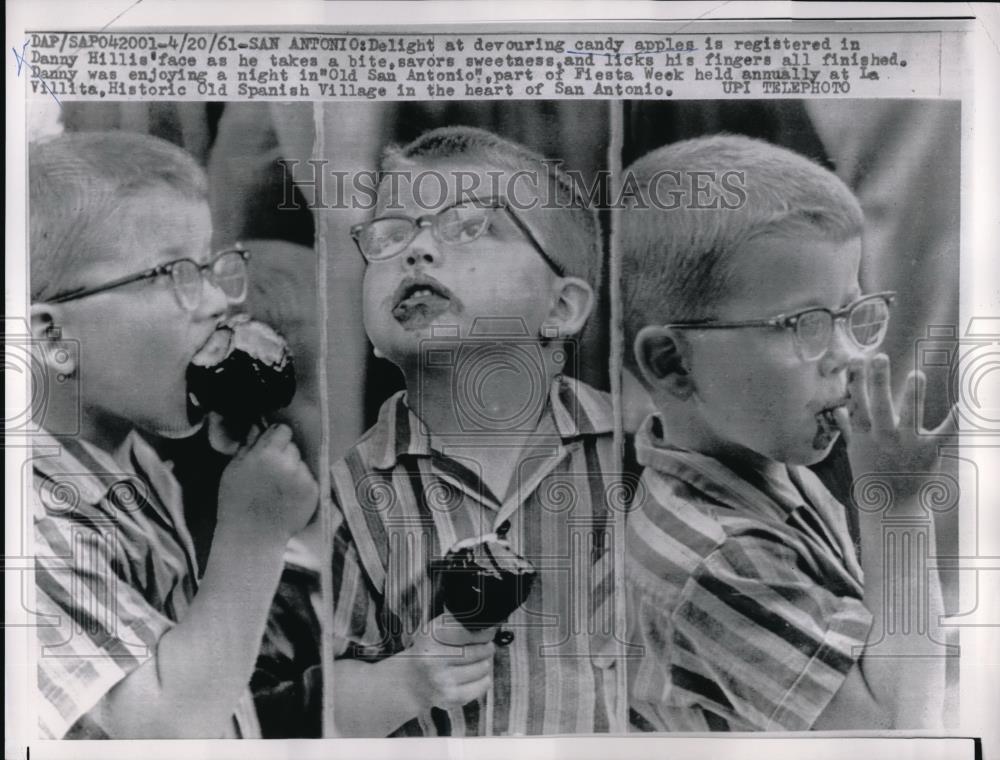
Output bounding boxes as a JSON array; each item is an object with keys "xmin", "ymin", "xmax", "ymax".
[
  {"xmin": 328, "ymin": 505, "xmax": 397, "ymax": 662},
  {"xmin": 666, "ymin": 530, "xmax": 873, "ymax": 730},
  {"xmin": 34, "ymin": 509, "xmax": 175, "ymax": 739}
]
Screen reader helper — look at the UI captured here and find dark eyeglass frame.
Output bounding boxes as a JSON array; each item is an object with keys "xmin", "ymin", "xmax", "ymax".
[
  {"xmin": 350, "ymin": 198, "xmax": 565, "ymax": 276},
  {"xmin": 44, "ymin": 246, "xmax": 251, "ymax": 310},
  {"xmin": 662, "ymin": 291, "xmax": 897, "ymax": 361}
]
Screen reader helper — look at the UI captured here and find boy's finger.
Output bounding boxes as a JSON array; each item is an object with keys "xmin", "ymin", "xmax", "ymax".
[
  {"xmin": 453, "ymin": 673, "xmax": 493, "ymax": 704},
  {"xmin": 898, "ymin": 370, "xmax": 925, "ymax": 433},
  {"xmin": 280, "ymin": 441, "xmax": 304, "ymax": 464},
  {"xmin": 449, "ymin": 657, "xmax": 494, "ymax": 685},
  {"xmin": 867, "ymin": 353, "xmax": 895, "ymax": 432},
  {"xmin": 259, "ymin": 423, "xmax": 294, "ymax": 449},
  {"xmin": 848, "ymin": 358, "xmax": 872, "ymax": 434},
  {"xmin": 433, "ymin": 613, "xmax": 496, "ymax": 646},
  {"xmin": 438, "ymin": 677, "xmax": 492, "ymax": 709},
  {"xmin": 464, "ymin": 626, "xmax": 499, "ymax": 645},
  {"xmin": 458, "ymin": 641, "xmax": 496, "ymax": 663},
  {"xmin": 231, "ymin": 422, "xmax": 261, "ymax": 459}
]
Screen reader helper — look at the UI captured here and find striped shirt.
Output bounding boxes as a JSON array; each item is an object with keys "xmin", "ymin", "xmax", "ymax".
[
  {"xmin": 33, "ymin": 430, "xmax": 260, "ymax": 739},
  {"xmin": 626, "ymin": 415, "xmax": 873, "ymax": 732},
  {"xmin": 329, "ymin": 376, "xmax": 622, "ymax": 736}
]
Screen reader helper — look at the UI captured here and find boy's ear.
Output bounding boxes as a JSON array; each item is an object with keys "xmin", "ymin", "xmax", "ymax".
[
  {"xmin": 634, "ymin": 325, "xmax": 695, "ymax": 399},
  {"xmin": 29, "ymin": 303, "xmax": 79, "ymax": 375},
  {"xmin": 544, "ymin": 276, "xmax": 594, "ymax": 339}
]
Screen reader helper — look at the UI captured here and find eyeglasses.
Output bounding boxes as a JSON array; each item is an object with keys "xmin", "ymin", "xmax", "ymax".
[
  {"xmin": 350, "ymin": 199, "xmax": 564, "ymax": 276},
  {"xmin": 663, "ymin": 291, "xmax": 897, "ymax": 362},
  {"xmin": 45, "ymin": 246, "xmax": 250, "ymax": 312}
]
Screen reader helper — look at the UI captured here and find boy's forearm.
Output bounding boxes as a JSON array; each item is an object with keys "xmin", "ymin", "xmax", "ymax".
[
  {"xmin": 94, "ymin": 525, "xmax": 289, "ymax": 738},
  {"xmin": 856, "ymin": 508, "xmax": 947, "ymax": 727},
  {"xmin": 331, "ymin": 657, "xmax": 421, "ymax": 737}
]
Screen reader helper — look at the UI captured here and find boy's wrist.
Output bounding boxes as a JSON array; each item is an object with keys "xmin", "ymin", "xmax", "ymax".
[
  {"xmin": 387, "ymin": 649, "xmax": 428, "ymax": 713},
  {"xmin": 211, "ymin": 516, "xmax": 291, "ymax": 557},
  {"xmin": 332, "ymin": 657, "xmax": 426, "ymax": 737}
]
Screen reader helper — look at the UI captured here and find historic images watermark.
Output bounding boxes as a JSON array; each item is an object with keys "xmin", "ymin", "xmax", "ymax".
[{"xmin": 277, "ymin": 161, "xmax": 748, "ymax": 213}]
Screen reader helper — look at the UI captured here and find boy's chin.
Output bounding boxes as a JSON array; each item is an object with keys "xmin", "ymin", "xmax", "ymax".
[
  {"xmin": 153, "ymin": 414, "xmax": 206, "ymax": 440},
  {"xmin": 367, "ymin": 338, "xmax": 410, "ymax": 371},
  {"xmin": 371, "ymin": 322, "xmax": 464, "ymax": 363},
  {"xmin": 141, "ymin": 395, "xmax": 207, "ymax": 439},
  {"xmin": 743, "ymin": 436, "xmax": 835, "ymax": 468},
  {"xmin": 786, "ymin": 439, "xmax": 838, "ymax": 467}
]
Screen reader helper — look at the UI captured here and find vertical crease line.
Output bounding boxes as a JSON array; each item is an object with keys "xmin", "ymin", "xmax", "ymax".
[
  {"xmin": 313, "ymin": 101, "xmax": 337, "ymax": 738},
  {"xmin": 607, "ymin": 98, "xmax": 627, "ymax": 735}
]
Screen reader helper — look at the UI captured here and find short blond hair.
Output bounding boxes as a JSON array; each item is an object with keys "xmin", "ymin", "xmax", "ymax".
[
  {"xmin": 622, "ymin": 134, "xmax": 863, "ymax": 374},
  {"xmin": 30, "ymin": 131, "xmax": 207, "ymax": 302},
  {"xmin": 377, "ymin": 126, "xmax": 603, "ymax": 297}
]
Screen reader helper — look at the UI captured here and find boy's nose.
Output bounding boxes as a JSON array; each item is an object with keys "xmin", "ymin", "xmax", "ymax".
[
  {"xmin": 819, "ymin": 321, "xmax": 861, "ymax": 375},
  {"xmin": 198, "ymin": 278, "xmax": 230, "ymax": 320},
  {"xmin": 402, "ymin": 227, "xmax": 441, "ymax": 268}
]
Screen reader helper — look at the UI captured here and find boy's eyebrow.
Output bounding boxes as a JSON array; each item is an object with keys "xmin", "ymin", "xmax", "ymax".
[
  {"xmin": 783, "ymin": 287, "xmax": 865, "ymax": 313},
  {"xmin": 157, "ymin": 243, "xmax": 213, "ymax": 263}
]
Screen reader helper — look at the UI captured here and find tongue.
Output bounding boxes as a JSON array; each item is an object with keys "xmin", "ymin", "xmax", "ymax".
[{"xmin": 393, "ymin": 293, "xmax": 450, "ymax": 325}]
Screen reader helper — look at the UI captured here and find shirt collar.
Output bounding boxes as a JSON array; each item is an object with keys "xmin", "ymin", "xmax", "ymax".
[
  {"xmin": 32, "ymin": 430, "xmax": 112, "ymax": 506},
  {"xmin": 32, "ymin": 429, "xmax": 188, "ymax": 532},
  {"xmin": 634, "ymin": 413, "xmax": 801, "ymax": 525},
  {"xmin": 369, "ymin": 375, "xmax": 613, "ymax": 471}
]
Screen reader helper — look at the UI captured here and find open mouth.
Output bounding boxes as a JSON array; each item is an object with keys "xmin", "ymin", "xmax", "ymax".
[
  {"xmin": 812, "ymin": 398, "xmax": 852, "ymax": 450},
  {"xmin": 391, "ymin": 276, "xmax": 454, "ymax": 328}
]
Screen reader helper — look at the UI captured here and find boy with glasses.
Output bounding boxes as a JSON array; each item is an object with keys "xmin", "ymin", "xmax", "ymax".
[
  {"xmin": 621, "ymin": 134, "xmax": 957, "ymax": 731},
  {"xmin": 29, "ymin": 132, "xmax": 318, "ymax": 738},
  {"xmin": 325, "ymin": 126, "xmax": 621, "ymax": 736}
]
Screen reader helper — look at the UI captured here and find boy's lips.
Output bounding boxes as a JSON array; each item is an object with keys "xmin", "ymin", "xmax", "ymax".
[{"xmin": 391, "ymin": 275, "xmax": 456, "ymax": 328}]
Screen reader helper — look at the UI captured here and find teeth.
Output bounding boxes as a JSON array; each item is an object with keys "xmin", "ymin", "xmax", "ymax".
[{"xmin": 402, "ymin": 286, "xmax": 445, "ymax": 302}]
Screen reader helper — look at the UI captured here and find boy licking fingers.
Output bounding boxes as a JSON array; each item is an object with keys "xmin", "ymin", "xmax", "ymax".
[
  {"xmin": 621, "ymin": 134, "xmax": 954, "ymax": 732},
  {"xmin": 845, "ymin": 352, "xmax": 958, "ymax": 477}
]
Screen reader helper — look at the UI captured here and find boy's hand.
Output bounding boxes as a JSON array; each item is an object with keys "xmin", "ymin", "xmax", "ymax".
[
  {"xmin": 402, "ymin": 612, "xmax": 496, "ymax": 710},
  {"xmin": 217, "ymin": 423, "xmax": 319, "ymax": 543},
  {"xmin": 845, "ymin": 353, "xmax": 958, "ymax": 503}
]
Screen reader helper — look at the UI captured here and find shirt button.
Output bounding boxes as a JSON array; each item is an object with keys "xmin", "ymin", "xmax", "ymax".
[{"xmin": 495, "ymin": 629, "xmax": 515, "ymax": 646}]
